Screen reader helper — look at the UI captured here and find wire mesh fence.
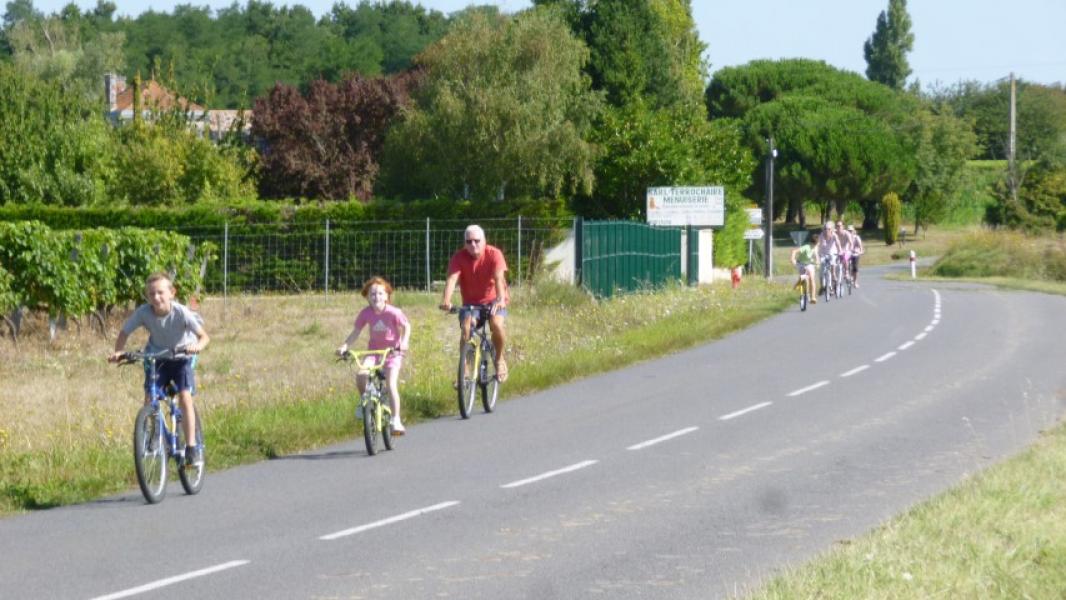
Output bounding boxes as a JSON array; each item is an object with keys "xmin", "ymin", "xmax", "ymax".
[{"xmin": 179, "ymin": 217, "xmax": 575, "ymax": 296}]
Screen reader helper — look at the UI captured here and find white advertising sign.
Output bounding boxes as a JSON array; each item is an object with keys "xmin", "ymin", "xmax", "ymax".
[{"xmin": 646, "ymin": 186, "xmax": 725, "ymax": 227}]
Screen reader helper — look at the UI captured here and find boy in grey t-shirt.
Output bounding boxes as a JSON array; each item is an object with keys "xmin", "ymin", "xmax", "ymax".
[{"xmin": 109, "ymin": 272, "xmax": 210, "ymax": 467}]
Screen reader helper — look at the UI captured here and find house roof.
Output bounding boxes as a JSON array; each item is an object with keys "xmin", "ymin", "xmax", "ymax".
[{"xmin": 113, "ymin": 79, "xmax": 205, "ymax": 113}]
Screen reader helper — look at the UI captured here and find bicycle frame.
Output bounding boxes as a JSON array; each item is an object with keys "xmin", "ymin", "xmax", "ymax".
[
  {"xmin": 139, "ymin": 351, "xmax": 190, "ymax": 463},
  {"xmin": 341, "ymin": 349, "xmax": 394, "ymax": 455}
]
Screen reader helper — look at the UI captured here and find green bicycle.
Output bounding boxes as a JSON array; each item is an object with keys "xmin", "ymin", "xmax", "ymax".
[{"xmin": 340, "ymin": 349, "xmax": 394, "ymax": 456}]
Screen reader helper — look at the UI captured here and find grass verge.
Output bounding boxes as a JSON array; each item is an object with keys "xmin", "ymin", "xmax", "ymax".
[
  {"xmin": 0, "ymin": 279, "xmax": 793, "ymax": 514},
  {"xmin": 745, "ymin": 422, "xmax": 1066, "ymax": 599}
]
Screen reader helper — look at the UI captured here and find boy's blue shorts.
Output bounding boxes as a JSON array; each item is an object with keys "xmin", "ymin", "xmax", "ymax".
[{"xmin": 144, "ymin": 356, "xmax": 197, "ymax": 396}]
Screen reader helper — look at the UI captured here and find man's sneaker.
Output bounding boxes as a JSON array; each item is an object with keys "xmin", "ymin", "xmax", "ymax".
[
  {"xmin": 184, "ymin": 445, "xmax": 204, "ymax": 468},
  {"xmin": 391, "ymin": 417, "xmax": 405, "ymax": 436}
]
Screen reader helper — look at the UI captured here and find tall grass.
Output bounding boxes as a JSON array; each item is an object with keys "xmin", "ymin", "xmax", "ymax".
[
  {"xmin": 0, "ymin": 278, "xmax": 793, "ymax": 513},
  {"xmin": 932, "ymin": 230, "xmax": 1066, "ymax": 282}
]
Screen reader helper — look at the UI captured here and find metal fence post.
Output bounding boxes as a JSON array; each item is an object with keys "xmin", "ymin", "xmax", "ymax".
[
  {"xmin": 324, "ymin": 219, "xmax": 330, "ymax": 294},
  {"xmin": 425, "ymin": 217, "xmax": 431, "ymax": 292},
  {"xmin": 517, "ymin": 215, "xmax": 522, "ymax": 285},
  {"xmin": 223, "ymin": 221, "xmax": 228, "ymax": 323},
  {"xmin": 573, "ymin": 217, "xmax": 583, "ymax": 288}
]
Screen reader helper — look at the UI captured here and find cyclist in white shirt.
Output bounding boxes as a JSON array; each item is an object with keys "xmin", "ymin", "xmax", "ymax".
[{"xmin": 817, "ymin": 222, "xmax": 842, "ymax": 295}]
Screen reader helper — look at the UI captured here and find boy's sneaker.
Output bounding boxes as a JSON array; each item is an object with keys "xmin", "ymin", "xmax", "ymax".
[
  {"xmin": 184, "ymin": 445, "xmax": 204, "ymax": 468},
  {"xmin": 391, "ymin": 417, "xmax": 405, "ymax": 436}
]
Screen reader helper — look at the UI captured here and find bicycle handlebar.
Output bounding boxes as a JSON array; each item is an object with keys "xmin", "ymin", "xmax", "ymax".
[{"xmin": 115, "ymin": 346, "xmax": 191, "ymax": 365}]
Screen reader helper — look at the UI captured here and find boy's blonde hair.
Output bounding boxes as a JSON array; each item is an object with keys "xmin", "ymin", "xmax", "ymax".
[
  {"xmin": 144, "ymin": 272, "xmax": 176, "ymax": 294},
  {"xmin": 361, "ymin": 276, "xmax": 394, "ymax": 301}
]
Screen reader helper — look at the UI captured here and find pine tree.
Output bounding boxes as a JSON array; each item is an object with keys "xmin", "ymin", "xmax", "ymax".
[{"xmin": 863, "ymin": 0, "xmax": 914, "ymax": 90}]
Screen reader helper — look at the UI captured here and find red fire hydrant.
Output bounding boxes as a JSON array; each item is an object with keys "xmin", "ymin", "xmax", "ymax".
[{"xmin": 731, "ymin": 266, "xmax": 742, "ymax": 289}]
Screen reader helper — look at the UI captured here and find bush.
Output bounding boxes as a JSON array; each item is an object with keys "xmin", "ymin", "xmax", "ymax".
[
  {"xmin": 881, "ymin": 192, "xmax": 902, "ymax": 244},
  {"xmin": 932, "ymin": 231, "xmax": 1066, "ymax": 282}
]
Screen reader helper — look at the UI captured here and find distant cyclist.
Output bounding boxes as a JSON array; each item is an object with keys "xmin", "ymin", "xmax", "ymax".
[
  {"xmin": 817, "ymin": 222, "xmax": 843, "ymax": 294},
  {"xmin": 836, "ymin": 220, "xmax": 854, "ymax": 283},
  {"xmin": 847, "ymin": 224, "xmax": 864, "ymax": 288},
  {"xmin": 439, "ymin": 224, "xmax": 509, "ymax": 382},
  {"xmin": 790, "ymin": 231, "xmax": 819, "ymax": 303}
]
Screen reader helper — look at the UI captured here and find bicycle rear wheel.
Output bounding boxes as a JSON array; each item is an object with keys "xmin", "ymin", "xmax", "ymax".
[
  {"xmin": 457, "ymin": 342, "xmax": 477, "ymax": 419},
  {"xmin": 362, "ymin": 393, "xmax": 380, "ymax": 456},
  {"xmin": 133, "ymin": 405, "xmax": 167, "ymax": 504},
  {"xmin": 479, "ymin": 344, "xmax": 498, "ymax": 413},
  {"xmin": 177, "ymin": 411, "xmax": 204, "ymax": 495}
]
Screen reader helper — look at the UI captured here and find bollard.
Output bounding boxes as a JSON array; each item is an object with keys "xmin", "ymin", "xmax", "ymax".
[{"xmin": 909, "ymin": 250, "xmax": 916, "ymax": 279}]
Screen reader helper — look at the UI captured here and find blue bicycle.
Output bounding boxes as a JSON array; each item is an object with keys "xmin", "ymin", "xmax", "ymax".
[{"xmin": 117, "ymin": 348, "xmax": 205, "ymax": 504}]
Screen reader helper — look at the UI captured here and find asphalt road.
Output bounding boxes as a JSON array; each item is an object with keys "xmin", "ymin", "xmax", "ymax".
[{"xmin": 2, "ymin": 263, "xmax": 1064, "ymax": 599}]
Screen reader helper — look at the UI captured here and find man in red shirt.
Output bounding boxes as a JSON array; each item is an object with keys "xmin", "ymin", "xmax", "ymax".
[{"xmin": 439, "ymin": 224, "xmax": 509, "ymax": 382}]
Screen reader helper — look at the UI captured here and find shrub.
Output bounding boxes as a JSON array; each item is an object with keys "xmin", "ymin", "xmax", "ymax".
[{"xmin": 881, "ymin": 192, "xmax": 902, "ymax": 244}]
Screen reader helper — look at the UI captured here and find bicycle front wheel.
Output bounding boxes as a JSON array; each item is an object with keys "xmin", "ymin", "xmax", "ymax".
[
  {"xmin": 479, "ymin": 344, "xmax": 498, "ymax": 413},
  {"xmin": 133, "ymin": 405, "xmax": 167, "ymax": 504},
  {"xmin": 363, "ymin": 394, "xmax": 380, "ymax": 456},
  {"xmin": 177, "ymin": 412, "xmax": 204, "ymax": 495},
  {"xmin": 381, "ymin": 402, "xmax": 393, "ymax": 451},
  {"xmin": 457, "ymin": 342, "xmax": 477, "ymax": 419}
]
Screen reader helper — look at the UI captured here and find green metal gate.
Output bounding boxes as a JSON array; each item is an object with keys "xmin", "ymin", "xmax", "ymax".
[{"xmin": 577, "ymin": 219, "xmax": 682, "ymax": 297}]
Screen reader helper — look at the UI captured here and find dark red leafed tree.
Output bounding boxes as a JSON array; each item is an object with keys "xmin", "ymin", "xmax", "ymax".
[{"xmin": 252, "ymin": 70, "xmax": 423, "ymax": 201}]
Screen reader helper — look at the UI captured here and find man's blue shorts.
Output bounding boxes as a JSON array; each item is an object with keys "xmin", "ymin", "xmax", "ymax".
[{"xmin": 458, "ymin": 305, "xmax": 507, "ymax": 327}]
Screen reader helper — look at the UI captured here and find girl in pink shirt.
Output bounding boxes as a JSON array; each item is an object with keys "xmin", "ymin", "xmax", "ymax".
[{"xmin": 337, "ymin": 277, "xmax": 411, "ymax": 434}]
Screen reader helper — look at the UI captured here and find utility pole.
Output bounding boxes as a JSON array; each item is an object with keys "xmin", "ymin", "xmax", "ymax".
[
  {"xmin": 764, "ymin": 138, "xmax": 777, "ymax": 280},
  {"xmin": 1008, "ymin": 72, "xmax": 1018, "ymax": 204}
]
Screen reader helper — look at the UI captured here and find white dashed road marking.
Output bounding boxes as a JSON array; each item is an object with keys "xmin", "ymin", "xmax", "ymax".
[
  {"xmin": 787, "ymin": 380, "xmax": 830, "ymax": 397},
  {"xmin": 89, "ymin": 560, "xmax": 250, "ymax": 600},
  {"xmin": 719, "ymin": 402, "xmax": 773, "ymax": 421},
  {"xmin": 501, "ymin": 460, "xmax": 599, "ymax": 489},
  {"xmin": 841, "ymin": 365, "xmax": 869, "ymax": 378},
  {"xmin": 627, "ymin": 427, "xmax": 699, "ymax": 451},
  {"xmin": 319, "ymin": 501, "xmax": 461, "ymax": 540}
]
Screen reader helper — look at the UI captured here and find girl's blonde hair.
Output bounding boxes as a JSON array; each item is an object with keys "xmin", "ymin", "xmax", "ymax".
[{"xmin": 361, "ymin": 276, "xmax": 394, "ymax": 302}]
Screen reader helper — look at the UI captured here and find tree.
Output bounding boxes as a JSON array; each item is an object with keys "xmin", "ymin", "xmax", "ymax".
[
  {"xmin": 0, "ymin": 62, "xmax": 116, "ymax": 205},
  {"xmin": 706, "ymin": 59, "xmax": 920, "ymax": 229},
  {"xmin": 379, "ymin": 8, "xmax": 601, "ymax": 202},
  {"xmin": 253, "ymin": 71, "xmax": 421, "ymax": 201},
  {"xmin": 863, "ymin": 0, "xmax": 913, "ymax": 90},
  {"xmin": 904, "ymin": 107, "xmax": 978, "ymax": 234},
  {"xmin": 542, "ymin": 0, "xmax": 705, "ymax": 112}
]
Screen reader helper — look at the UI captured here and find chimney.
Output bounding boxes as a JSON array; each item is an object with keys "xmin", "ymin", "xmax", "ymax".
[{"xmin": 104, "ymin": 73, "xmax": 126, "ymax": 112}]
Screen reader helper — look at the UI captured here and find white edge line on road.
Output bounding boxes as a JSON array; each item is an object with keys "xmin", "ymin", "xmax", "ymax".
[
  {"xmin": 89, "ymin": 560, "xmax": 250, "ymax": 600},
  {"xmin": 898, "ymin": 341, "xmax": 915, "ymax": 351},
  {"xmin": 914, "ymin": 332, "xmax": 927, "ymax": 341},
  {"xmin": 501, "ymin": 460, "xmax": 599, "ymax": 489},
  {"xmin": 319, "ymin": 501, "xmax": 460, "ymax": 541},
  {"xmin": 786, "ymin": 380, "xmax": 830, "ymax": 397},
  {"xmin": 840, "ymin": 364, "xmax": 869, "ymax": 378},
  {"xmin": 875, "ymin": 351, "xmax": 897, "ymax": 362},
  {"xmin": 718, "ymin": 402, "xmax": 773, "ymax": 421},
  {"xmin": 627, "ymin": 427, "xmax": 699, "ymax": 451}
]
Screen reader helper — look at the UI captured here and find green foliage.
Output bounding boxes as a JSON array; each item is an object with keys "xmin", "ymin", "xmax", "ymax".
[
  {"xmin": 0, "ymin": 263, "xmax": 16, "ymax": 314},
  {"xmin": 905, "ymin": 108, "xmax": 979, "ymax": 233},
  {"xmin": 0, "ymin": 62, "xmax": 116, "ymax": 205},
  {"xmin": 0, "ymin": 221, "xmax": 214, "ymax": 318},
  {"xmin": 706, "ymin": 59, "xmax": 933, "ymax": 229},
  {"xmin": 933, "ymin": 80, "xmax": 1066, "ymax": 162},
  {"xmin": 987, "ymin": 159, "xmax": 1066, "ymax": 232},
  {"xmin": 932, "ymin": 231, "xmax": 1066, "ymax": 282},
  {"xmin": 863, "ymin": 0, "xmax": 913, "ymax": 90},
  {"xmin": 881, "ymin": 192, "xmax": 902, "ymax": 244},
  {"xmin": 379, "ymin": 8, "xmax": 601, "ymax": 202}
]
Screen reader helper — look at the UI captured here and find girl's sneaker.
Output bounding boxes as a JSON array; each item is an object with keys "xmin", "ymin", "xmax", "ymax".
[{"xmin": 391, "ymin": 417, "xmax": 405, "ymax": 436}]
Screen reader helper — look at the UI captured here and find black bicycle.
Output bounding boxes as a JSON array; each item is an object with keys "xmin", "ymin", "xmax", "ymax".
[
  {"xmin": 450, "ymin": 305, "xmax": 500, "ymax": 419},
  {"xmin": 116, "ymin": 348, "xmax": 204, "ymax": 504}
]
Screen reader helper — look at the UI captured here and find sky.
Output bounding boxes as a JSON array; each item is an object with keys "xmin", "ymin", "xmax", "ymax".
[{"xmin": 24, "ymin": 0, "xmax": 1066, "ymax": 88}]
